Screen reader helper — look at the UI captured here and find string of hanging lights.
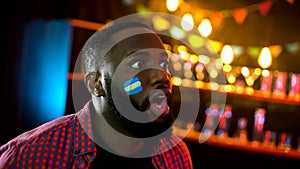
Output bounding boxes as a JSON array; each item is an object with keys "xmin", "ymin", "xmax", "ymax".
[{"xmin": 141, "ymin": 0, "xmax": 299, "ymax": 99}]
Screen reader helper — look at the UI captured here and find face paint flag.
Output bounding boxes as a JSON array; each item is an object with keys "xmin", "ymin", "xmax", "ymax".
[{"xmin": 123, "ymin": 77, "xmax": 142, "ymax": 95}]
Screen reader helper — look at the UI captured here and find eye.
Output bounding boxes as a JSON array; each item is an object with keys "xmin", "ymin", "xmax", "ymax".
[
  {"xmin": 130, "ymin": 60, "xmax": 145, "ymax": 69},
  {"xmin": 160, "ymin": 60, "xmax": 169, "ymax": 70}
]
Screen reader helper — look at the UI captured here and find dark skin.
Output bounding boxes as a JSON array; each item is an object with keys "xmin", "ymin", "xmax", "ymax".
[
  {"xmin": 112, "ymin": 34, "xmax": 172, "ymax": 122},
  {"xmin": 85, "ymin": 30, "xmax": 173, "ymax": 155}
]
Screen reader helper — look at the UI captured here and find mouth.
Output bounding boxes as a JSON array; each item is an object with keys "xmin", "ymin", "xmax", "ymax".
[{"xmin": 148, "ymin": 88, "xmax": 171, "ymax": 118}]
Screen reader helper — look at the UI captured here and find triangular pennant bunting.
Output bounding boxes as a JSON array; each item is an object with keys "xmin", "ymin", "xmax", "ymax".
[
  {"xmin": 208, "ymin": 40, "xmax": 223, "ymax": 53},
  {"xmin": 232, "ymin": 8, "xmax": 248, "ymax": 24},
  {"xmin": 286, "ymin": 0, "xmax": 295, "ymax": 5},
  {"xmin": 210, "ymin": 11, "xmax": 223, "ymax": 28},
  {"xmin": 247, "ymin": 46, "xmax": 261, "ymax": 58},
  {"xmin": 232, "ymin": 45, "xmax": 244, "ymax": 57},
  {"xmin": 269, "ymin": 45, "xmax": 282, "ymax": 58},
  {"xmin": 257, "ymin": 0, "xmax": 273, "ymax": 16},
  {"xmin": 286, "ymin": 42, "xmax": 299, "ymax": 54}
]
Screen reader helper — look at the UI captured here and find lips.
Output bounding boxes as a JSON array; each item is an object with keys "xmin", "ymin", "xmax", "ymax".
[{"xmin": 148, "ymin": 88, "xmax": 171, "ymax": 118}]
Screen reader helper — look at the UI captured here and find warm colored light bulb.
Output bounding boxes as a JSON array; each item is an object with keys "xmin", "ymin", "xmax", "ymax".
[
  {"xmin": 181, "ymin": 13, "xmax": 194, "ymax": 31},
  {"xmin": 221, "ymin": 45, "xmax": 234, "ymax": 64},
  {"xmin": 152, "ymin": 15, "xmax": 170, "ymax": 31},
  {"xmin": 169, "ymin": 25, "xmax": 186, "ymax": 39},
  {"xmin": 198, "ymin": 18, "xmax": 212, "ymax": 37},
  {"xmin": 166, "ymin": 0, "xmax": 179, "ymax": 12},
  {"xmin": 223, "ymin": 64, "xmax": 232, "ymax": 72},
  {"xmin": 258, "ymin": 47, "xmax": 272, "ymax": 69},
  {"xmin": 199, "ymin": 55, "xmax": 210, "ymax": 65},
  {"xmin": 262, "ymin": 69, "xmax": 270, "ymax": 77},
  {"xmin": 254, "ymin": 68, "xmax": 262, "ymax": 76},
  {"xmin": 241, "ymin": 66, "xmax": 250, "ymax": 77},
  {"xmin": 172, "ymin": 76, "xmax": 182, "ymax": 86},
  {"xmin": 228, "ymin": 74, "xmax": 236, "ymax": 84}
]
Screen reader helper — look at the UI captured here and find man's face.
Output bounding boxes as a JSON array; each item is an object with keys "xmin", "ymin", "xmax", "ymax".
[{"xmin": 103, "ymin": 32, "xmax": 174, "ymax": 138}]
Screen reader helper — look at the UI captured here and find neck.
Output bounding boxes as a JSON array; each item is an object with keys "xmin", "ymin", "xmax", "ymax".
[{"xmin": 90, "ymin": 99, "xmax": 144, "ymax": 156}]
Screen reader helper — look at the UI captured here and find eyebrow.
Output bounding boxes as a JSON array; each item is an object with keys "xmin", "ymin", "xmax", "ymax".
[
  {"xmin": 160, "ymin": 51, "xmax": 168, "ymax": 58},
  {"xmin": 128, "ymin": 51, "xmax": 149, "ymax": 57},
  {"xmin": 128, "ymin": 50, "xmax": 168, "ymax": 59}
]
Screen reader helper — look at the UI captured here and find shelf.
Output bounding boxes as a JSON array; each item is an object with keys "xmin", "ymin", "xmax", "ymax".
[
  {"xmin": 67, "ymin": 72, "xmax": 300, "ymax": 106},
  {"xmin": 68, "ymin": 72, "xmax": 84, "ymax": 80},
  {"xmin": 223, "ymin": 90, "xmax": 300, "ymax": 106},
  {"xmin": 174, "ymin": 127, "xmax": 300, "ymax": 160},
  {"xmin": 173, "ymin": 83, "xmax": 300, "ymax": 106}
]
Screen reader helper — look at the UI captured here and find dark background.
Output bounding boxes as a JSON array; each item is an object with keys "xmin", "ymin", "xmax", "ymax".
[{"xmin": 2, "ymin": 0, "xmax": 300, "ymax": 168}]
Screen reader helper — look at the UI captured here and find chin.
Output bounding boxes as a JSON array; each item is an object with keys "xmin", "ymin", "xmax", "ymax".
[
  {"xmin": 127, "ymin": 114, "xmax": 174, "ymax": 138},
  {"xmin": 104, "ymin": 89, "xmax": 174, "ymax": 138}
]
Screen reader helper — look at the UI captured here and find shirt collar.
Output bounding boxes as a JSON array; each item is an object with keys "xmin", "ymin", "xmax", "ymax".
[{"xmin": 72, "ymin": 100, "xmax": 180, "ymax": 160}]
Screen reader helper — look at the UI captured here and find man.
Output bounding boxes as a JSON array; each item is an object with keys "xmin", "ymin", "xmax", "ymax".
[{"xmin": 0, "ymin": 21, "xmax": 193, "ymax": 168}]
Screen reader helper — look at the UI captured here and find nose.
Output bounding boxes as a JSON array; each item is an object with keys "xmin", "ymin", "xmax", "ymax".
[{"xmin": 148, "ymin": 68, "xmax": 171, "ymax": 87}]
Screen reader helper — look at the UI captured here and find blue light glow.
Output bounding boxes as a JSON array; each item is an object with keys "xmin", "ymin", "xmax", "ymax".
[{"xmin": 20, "ymin": 20, "xmax": 71, "ymax": 125}]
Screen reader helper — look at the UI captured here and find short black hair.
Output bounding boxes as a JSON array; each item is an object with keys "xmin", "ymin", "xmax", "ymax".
[{"xmin": 80, "ymin": 21, "xmax": 152, "ymax": 75}]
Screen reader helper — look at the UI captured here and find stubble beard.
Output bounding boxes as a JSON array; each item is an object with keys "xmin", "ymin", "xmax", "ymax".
[{"xmin": 102, "ymin": 77, "xmax": 174, "ymax": 138}]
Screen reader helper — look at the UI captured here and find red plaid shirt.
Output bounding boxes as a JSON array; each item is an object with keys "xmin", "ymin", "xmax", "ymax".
[{"xmin": 0, "ymin": 101, "xmax": 193, "ymax": 169}]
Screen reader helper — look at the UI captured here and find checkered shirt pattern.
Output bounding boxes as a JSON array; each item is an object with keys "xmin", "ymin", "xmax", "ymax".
[{"xmin": 0, "ymin": 101, "xmax": 193, "ymax": 169}]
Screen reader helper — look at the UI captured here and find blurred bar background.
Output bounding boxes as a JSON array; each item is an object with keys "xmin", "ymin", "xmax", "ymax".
[{"xmin": 2, "ymin": 0, "xmax": 300, "ymax": 168}]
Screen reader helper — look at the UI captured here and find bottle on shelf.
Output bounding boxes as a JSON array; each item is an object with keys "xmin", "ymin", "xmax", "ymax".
[
  {"xmin": 216, "ymin": 105, "xmax": 232, "ymax": 138},
  {"xmin": 252, "ymin": 108, "xmax": 266, "ymax": 143},
  {"xmin": 297, "ymin": 135, "xmax": 300, "ymax": 152},
  {"xmin": 202, "ymin": 104, "xmax": 220, "ymax": 137},
  {"xmin": 233, "ymin": 117, "xmax": 248, "ymax": 144},
  {"xmin": 260, "ymin": 69, "xmax": 273, "ymax": 96},
  {"xmin": 272, "ymin": 71, "xmax": 287, "ymax": 98},
  {"xmin": 288, "ymin": 73, "xmax": 300, "ymax": 100},
  {"xmin": 262, "ymin": 130, "xmax": 276, "ymax": 148},
  {"xmin": 278, "ymin": 132, "xmax": 293, "ymax": 152}
]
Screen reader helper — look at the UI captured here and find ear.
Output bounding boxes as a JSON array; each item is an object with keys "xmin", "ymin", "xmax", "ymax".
[{"xmin": 84, "ymin": 71, "xmax": 106, "ymax": 97}]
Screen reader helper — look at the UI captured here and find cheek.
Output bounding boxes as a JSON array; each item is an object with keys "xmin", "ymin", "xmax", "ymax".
[
  {"xmin": 129, "ymin": 89, "xmax": 149, "ymax": 111},
  {"xmin": 123, "ymin": 77, "xmax": 143, "ymax": 96}
]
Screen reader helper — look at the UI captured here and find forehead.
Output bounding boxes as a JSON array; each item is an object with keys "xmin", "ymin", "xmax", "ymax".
[
  {"xmin": 122, "ymin": 33, "xmax": 165, "ymax": 52},
  {"xmin": 112, "ymin": 26, "xmax": 156, "ymax": 42},
  {"xmin": 108, "ymin": 32, "xmax": 166, "ymax": 66},
  {"xmin": 111, "ymin": 25, "xmax": 165, "ymax": 51}
]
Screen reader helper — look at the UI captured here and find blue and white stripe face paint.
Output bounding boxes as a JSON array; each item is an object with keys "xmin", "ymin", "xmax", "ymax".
[{"xmin": 123, "ymin": 77, "xmax": 142, "ymax": 95}]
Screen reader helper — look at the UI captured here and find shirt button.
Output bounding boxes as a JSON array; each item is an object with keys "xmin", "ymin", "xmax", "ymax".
[{"xmin": 75, "ymin": 149, "xmax": 81, "ymax": 154}]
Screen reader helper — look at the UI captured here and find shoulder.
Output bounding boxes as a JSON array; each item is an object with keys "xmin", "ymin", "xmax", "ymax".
[
  {"xmin": 0, "ymin": 101, "xmax": 92, "ymax": 151},
  {"xmin": 169, "ymin": 134, "xmax": 192, "ymax": 157},
  {"xmin": 169, "ymin": 135, "xmax": 193, "ymax": 168},
  {"xmin": 0, "ymin": 113, "xmax": 77, "ymax": 154},
  {"xmin": 153, "ymin": 134, "xmax": 193, "ymax": 169},
  {"xmin": 160, "ymin": 134, "xmax": 191, "ymax": 153},
  {"xmin": 16, "ymin": 113, "xmax": 76, "ymax": 143},
  {"xmin": 0, "ymin": 113, "xmax": 79, "ymax": 168}
]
